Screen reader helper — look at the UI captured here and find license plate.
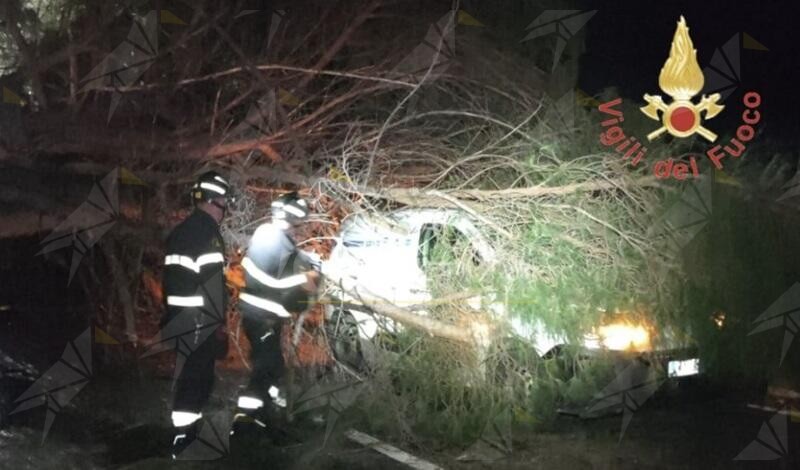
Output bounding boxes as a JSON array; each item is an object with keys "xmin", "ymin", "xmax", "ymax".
[{"xmin": 668, "ymin": 358, "xmax": 700, "ymax": 377}]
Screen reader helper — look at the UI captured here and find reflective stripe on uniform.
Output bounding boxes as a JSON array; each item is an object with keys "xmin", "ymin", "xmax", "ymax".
[
  {"xmin": 171, "ymin": 411, "xmax": 202, "ymax": 427},
  {"xmin": 241, "ymin": 257, "xmax": 307, "ymax": 289},
  {"xmin": 166, "ymin": 295, "xmax": 204, "ymax": 307},
  {"xmin": 200, "ymin": 182, "xmax": 226, "ymax": 195},
  {"xmin": 237, "ymin": 396, "xmax": 264, "ymax": 409},
  {"xmin": 269, "ymin": 386, "xmax": 286, "ymax": 408},
  {"xmin": 196, "ymin": 252, "xmax": 224, "ymax": 267},
  {"xmin": 164, "ymin": 254, "xmax": 196, "ymax": 272},
  {"xmin": 238, "ymin": 292, "xmax": 291, "ymax": 317},
  {"xmin": 164, "ymin": 252, "xmax": 224, "ymax": 273}
]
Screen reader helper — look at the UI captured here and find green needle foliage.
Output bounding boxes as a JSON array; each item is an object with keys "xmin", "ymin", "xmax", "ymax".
[{"xmin": 354, "ymin": 93, "xmax": 693, "ymax": 447}]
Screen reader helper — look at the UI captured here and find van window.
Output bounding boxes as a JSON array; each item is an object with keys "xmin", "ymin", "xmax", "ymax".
[{"xmin": 418, "ymin": 224, "xmax": 481, "ymax": 269}]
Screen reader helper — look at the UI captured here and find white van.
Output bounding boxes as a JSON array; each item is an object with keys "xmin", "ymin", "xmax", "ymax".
[{"xmin": 321, "ymin": 208, "xmax": 700, "ymax": 380}]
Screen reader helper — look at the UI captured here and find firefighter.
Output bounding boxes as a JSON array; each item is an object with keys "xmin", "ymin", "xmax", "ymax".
[
  {"xmin": 161, "ymin": 171, "xmax": 233, "ymax": 458},
  {"xmin": 232, "ymin": 191, "xmax": 320, "ymax": 435}
]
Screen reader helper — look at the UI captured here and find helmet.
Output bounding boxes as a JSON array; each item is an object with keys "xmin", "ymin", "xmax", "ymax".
[
  {"xmin": 192, "ymin": 171, "xmax": 233, "ymax": 205},
  {"xmin": 271, "ymin": 191, "xmax": 309, "ymax": 224}
]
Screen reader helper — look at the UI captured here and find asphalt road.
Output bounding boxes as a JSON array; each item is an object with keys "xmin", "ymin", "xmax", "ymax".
[{"xmin": 1, "ymin": 369, "xmax": 798, "ymax": 469}]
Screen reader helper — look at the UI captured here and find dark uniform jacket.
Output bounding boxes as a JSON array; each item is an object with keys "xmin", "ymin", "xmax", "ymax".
[
  {"xmin": 162, "ymin": 210, "xmax": 228, "ymax": 354},
  {"xmin": 239, "ymin": 223, "xmax": 311, "ymax": 318}
]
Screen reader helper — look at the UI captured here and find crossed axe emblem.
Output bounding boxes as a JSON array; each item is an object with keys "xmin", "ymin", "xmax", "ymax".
[{"xmin": 641, "ymin": 93, "xmax": 724, "ymax": 142}]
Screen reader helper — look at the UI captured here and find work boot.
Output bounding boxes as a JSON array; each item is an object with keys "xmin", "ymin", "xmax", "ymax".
[
  {"xmin": 170, "ymin": 422, "xmax": 199, "ymax": 460},
  {"xmin": 230, "ymin": 410, "xmax": 268, "ymax": 435},
  {"xmin": 230, "ymin": 394, "xmax": 270, "ymax": 452},
  {"xmin": 169, "ymin": 410, "xmax": 205, "ymax": 459},
  {"xmin": 229, "ymin": 408, "xmax": 271, "ymax": 458}
]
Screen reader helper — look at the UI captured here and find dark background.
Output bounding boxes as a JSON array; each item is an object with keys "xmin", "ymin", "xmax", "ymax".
[{"xmin": 578, "ymin": 0, "xmax": 799, "ymax": 157}]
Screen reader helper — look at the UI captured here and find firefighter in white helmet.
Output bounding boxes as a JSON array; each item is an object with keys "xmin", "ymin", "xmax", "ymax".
[{"xmin": 232, "ymin": 191, "xmax": 320, "ymax": 435}]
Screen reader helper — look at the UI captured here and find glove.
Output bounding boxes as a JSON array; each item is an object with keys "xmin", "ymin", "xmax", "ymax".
[{"xmin": 225, "ymin": 263, "xmax": 246, "ymax": 290}]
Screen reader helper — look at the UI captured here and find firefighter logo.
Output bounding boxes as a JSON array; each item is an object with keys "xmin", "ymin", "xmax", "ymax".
[{"xmin": 640, "ymin": 16, "xmax": 724, "ymax": 142}]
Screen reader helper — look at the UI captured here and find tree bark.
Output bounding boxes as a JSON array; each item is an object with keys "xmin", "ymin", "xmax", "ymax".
[{"xmin": 329, "ymin": 289, "xmax": 473, "ymax": 344}]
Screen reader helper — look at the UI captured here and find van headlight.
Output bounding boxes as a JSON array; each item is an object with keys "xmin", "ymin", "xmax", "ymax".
[{"xmin": 597, "ymin": 323, "xmax": 651, "ymax": 352}]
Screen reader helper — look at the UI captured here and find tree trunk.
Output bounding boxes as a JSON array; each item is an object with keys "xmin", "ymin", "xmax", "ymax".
[{"xmin": 323, "ymin": 281, "xmax": 494, "ymax": 346}]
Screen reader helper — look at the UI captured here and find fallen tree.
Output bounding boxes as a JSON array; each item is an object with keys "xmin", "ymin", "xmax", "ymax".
[{"xmin": 0, "ymin": 0, "xmax": 697, "ymax": 448}]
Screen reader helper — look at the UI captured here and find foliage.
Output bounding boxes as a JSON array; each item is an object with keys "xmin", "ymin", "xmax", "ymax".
[
  {"xmin": 344, "ymin": 80, "xmax": 692, "ymax": 445},
  {"xmin": 0, "ymin": 0, "xmax": 742, "ymax": 449}
]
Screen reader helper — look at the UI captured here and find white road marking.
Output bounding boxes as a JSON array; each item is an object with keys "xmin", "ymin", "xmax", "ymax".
[{"xmin": 345, "ymin": 429, "xmax": 444, "ymax": 470}]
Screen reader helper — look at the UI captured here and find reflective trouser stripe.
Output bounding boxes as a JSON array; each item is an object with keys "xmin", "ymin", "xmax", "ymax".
[
  {"xmin": 269, "ymin": 386, "xmax": 286, "ymax": 408},
  {"xmin": 237, "ymin": 396, "xmax": 264, "ymax": 410},
  {"xmin": 166, "ymin": 295, "xmax": 204, "ymax": 307},
  {"xmin": 238, "ymin": 293, "xmax": 291, "ymax": 318},
  {"xmin": 172, "ymin": 411, "xmax": 202, "ymax": 427}
]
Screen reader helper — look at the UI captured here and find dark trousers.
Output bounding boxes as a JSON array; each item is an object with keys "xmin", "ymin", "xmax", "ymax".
[
  {"xmin": 172, "ymin": 328, "xmax": 217, "ymax": 413},
  {"xmin": 239, "ymin": 304, "xmax": 287, "ymax": 401}
]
